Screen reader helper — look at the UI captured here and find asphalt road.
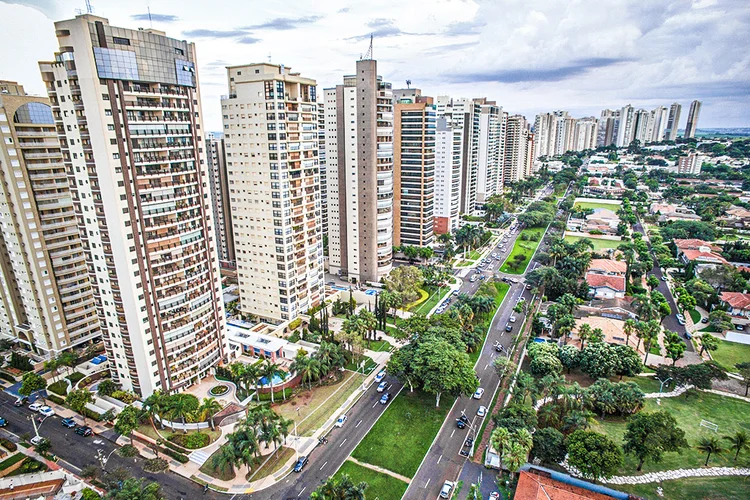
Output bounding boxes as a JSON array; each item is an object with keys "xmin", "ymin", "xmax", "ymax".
[{"xmin": 0, "ymin": 391, "xmax": 218, "ymax": 500}]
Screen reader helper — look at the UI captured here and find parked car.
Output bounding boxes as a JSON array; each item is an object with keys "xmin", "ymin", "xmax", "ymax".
[
  {"xmin": 28, "ymin": 402, "xmax": 44, "ymax": 412},
  {"xmin": 470, "ymin": 275, "xmax": 477, "ymax": 283},
  {"xmin": 661, "ymin": 275, "xmax": 667, "ymax": 281},
  {"xmin": 737, "ymin": 324, "xmax": 745, "ymax": 331},
  {"xmin": 30, "ymin": 436, "xmax": 47, "ymax": 446},
  {"xmin": 61, "ymin": 418, "xmax": 76, "ymax": 428},
  {"xmin": 456, "ymin": 415, "xmax": 469, "ymax": 429},
  {"xmin": 505, "ymin": 324, "xmax": 513, "ymax": 332},
  {"xmin": 377, "ymin": 381, "xmax": 388, "ymax": 393},
  {"xmin": 293, "ymin": 456, "xmax": 308, "ymax": 473},
  {"xmin": 379, "ymin": 393, "xmax": 392, "ymax": 405},
  {"xmin": 473, "ymin": 388, "xmax": 484, "ymax": 399},
  {"xmin": 39, "ymin": 406, "xmax": 55, "ymax": 418},
  {"xmin": 13, "ymin": 397, "xmax": 27, "ymax": 407},
  {"xmin": 477, "ymin": 405, "xmax": 487, "ymax": 417},
  {"xmin": 0, "ymin": 417, "xmax": 7, "ymax": 427},
  {"xmin": 452, "ymin": 290, "xmax": 460, "ymax": 296},
  {"xmin": 701, "ymin": 317, "xmax": 709, "ymax": 324},
  {"xmin": 440, "ymin": 481, "xmax": 455, "ymax": 499},
  {"xmin": 374, "ymin": 371, "xmax": 386, "ymax": 383},
  {"xmin": 75, "ymin": 426, "xmax": 93, "ymax": 437},
  {"xmin": 334, "ymin": 415, "xmax": 347, "ymax": 428},
  {"xmin": 464, "ymin": 437, "xmax": 474, "ymax": 447}
]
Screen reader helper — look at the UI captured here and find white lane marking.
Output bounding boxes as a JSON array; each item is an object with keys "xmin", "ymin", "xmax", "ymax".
[
  {"xmin": 320, "ymin": 461, "xmax": 328, "ymax": 470},
  {"xmin": 484, "ymin": 363, "xmax": 488, "ymax": 370},
  {"xmin": 356, "ymin": 419, "xmax": 363, "ymax": 428},
  {"xmin": 298, "ymin": 486, "xmax": 307, "ymax": 497},
  {"xmin": 339, "ymin": 438, "xmax": 347, "ymax": 448},
  {"xmin": 372, "ymin": 402, "xmax": 378, "ymax": 408},
  {"xmin": 425, "ymin": 479, "xmax": 431, "ymax": 488},
  {"xmin": 437, "ymin": 454, "xmax": 443, "ymax": 464},
  {"xmin": 451, "ymin": 429, "xmax": 455, "ymax": 438}
]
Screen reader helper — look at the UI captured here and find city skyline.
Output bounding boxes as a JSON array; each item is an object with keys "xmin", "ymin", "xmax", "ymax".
[{"xmin": 0, "ymin": 0, "xmax": 747, "ymax": 132}]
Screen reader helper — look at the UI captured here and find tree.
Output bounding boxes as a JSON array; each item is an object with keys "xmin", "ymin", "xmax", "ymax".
[
  {"xmin": 530, "ymin": 355, "xmax": 562, "ymax": 378},
  {"xmin": 577, "ymin": 323, "xmax": 593, "ymax": 350},
  {"xmin": 723, "ymin": 431, "xmax": 749, "ymax": 461},
  {"xmin": 696, "ymin": 436, "xmax": 724, "ymax": 466},
  {"xmin": 260, "ymin": 359, "xmax": 283, "ymax": 404},
  {"xmin": 66, "ymin": 389, "xmax": 94, "ymax": 424},
  {"xmin": 384, "ymin": 266, "xmax": 424, "ymax": 305},
  {"xmin": 646, "ymin": 275, "xmax": 660, "ymax": 290},
  {"xmin": 677, "ymin": 293, "xmax": 697, "ymax": 315},
  {"xmin": 19, "ymin": 372, "xmax": 47, "ymax": 403},
  {"xmin": 310, "ymin": 473, "xmax": 367, "ymax": 500},
  {"xmin": 699, "ymin": 333, "xmax": 719, "ymax": 356},
  {"xmin": 613, "ymin": 345, "xmax": 643, "ymax": 379},
  {"xmin": 413, "ymin": 338, "xmax": 478, "ymax": 407},
  {"xmin": 736, "ymin": 362, "xmax": 750, "ymax": 397},
  {"xmin": 98, "ymin": 379, "xmax": 118, "ymax": 397},
  {"xmin": 708, "ymin": 310, "xmax": 733, "ymax": 332},
  {"xmin": 623, "ymin": 411, "xmax": 688, "ymax": 471},
  {"xmin": 114, "ymin": 405, "xmax": 140, "ymax": 445},
  {"xmin": 664, "ymin": 331, "xmax": 686, "ymax": 365},
  {"xmin": 105, "ymin": 478, "xmax": 163, "ymax": 500},
  {"xmin": 492, "ymin": 356, "xmax": 516, "ymax": 382},
  {"xmin": 167, "ymin": 393, "xmax": 200, "ymax": 432},
  {"xmin": 566, "ymin": 430, "xmax": 623, "ymax": 480},
  {"xmin": 531, "ymin": 427, "xmax": 566, "ymax": 465},
  {"xmin": 578, "ymin": 342, "xmax": 619, "ymax": 379},
  {"xmin": 199, "ymin": 398, "xmax": 223, "ymax": 431},
  {"xmin": 558, "ymin": 344, "xmax": 580, "ymax": 374}
]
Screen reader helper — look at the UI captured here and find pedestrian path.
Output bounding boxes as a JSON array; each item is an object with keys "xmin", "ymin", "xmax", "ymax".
[
  {"xmin": 604, "ymin": 467, "xmax": 750, "ymax": 485},
  {"xmin": 347, "ymin": 457, "xmax": 411, "ymax": 483}
]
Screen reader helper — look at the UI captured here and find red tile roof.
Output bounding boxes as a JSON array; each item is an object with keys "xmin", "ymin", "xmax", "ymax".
[
  {"xmin": 514, "ymin": 470, "xmax": 621, "ymax": 500},
  {"xmin": 680, "ymin": 249, "xmax": 728, "ymax": 264},
  {"xmin": 673, "ymin": 239, "xmax": 720, "ymax": 251},
  {"xmin": 720, "ymin": 291, "xmax": 750, "ymax": 310},
  {"xmin": 585, "ymin": 273, "xmax": 626, "ymax": 292},
  {"xmin": 588, "ymin": 259, "xmax": 627, "ymax": 275}
]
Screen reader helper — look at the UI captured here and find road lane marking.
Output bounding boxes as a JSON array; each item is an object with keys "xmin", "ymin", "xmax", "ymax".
[
  {"xmin": 339, "ymin": 438, "xmax": 347, "ymax": 448},
  {"xmin": 320, "ymin": 461, "xmax": 328, "ymax": 470},
  {"xmin": 355, "ymin": 419, "xmax": 362, "ymax": 428},
  {"xmin": 437, "ymin": 454, "xmax": 442, "ymax": 464},
  {"xmin": 372, "ymin": 402, "xmax": 378, "ymax": 408},
  {"xmin": 451, "ymin": 429, "xmax": 455, "ymax": 438},
  {"xmin": 484, "ymin": 363, "xmax": 488, "ymax": 370},
  {"xmin": 425, "ymin": 479, "xmax": 431, "ymax": 488},
  {"xmin": 298, "ymin": 486, "xmax": 307, "ymax": 497}
]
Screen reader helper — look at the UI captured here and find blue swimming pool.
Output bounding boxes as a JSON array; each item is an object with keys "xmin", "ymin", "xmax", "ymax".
[{"xmin": 259, "ymin": 372, "xmax": 289, "ymax": 386}]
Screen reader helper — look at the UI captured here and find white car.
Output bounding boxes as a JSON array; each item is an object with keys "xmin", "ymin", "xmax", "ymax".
[
  {"xmin": 377, "ymin": 381, "xmax": 388, "ymax": 393},
  {"xmin": 28, "ymin": 402, "xmax": 44, "ymax": 412},
  {"xmin": 334, "ymin": 415, "xmax": 347, "ymax": 428},
  {"xmin": 473, "ymin": 388, "xmax": 485, "ymax": 399},
  {"xmin": 39, "ymin": 406, "xmax": 55, "ymax": 417},
  {"xmin": 440, "ymin": 481, "xmax": 455, "ymax": 499},
  {"xmin": 477, "ymin": 405, "xmax": 487, "ymax": 417},
  {"xmin": 30, "ymin": 435, "xmax": 47, "ymax": 446},
  {"xmin": 374, "ymin": 371, "xmax": 386, "ymax": 383}
]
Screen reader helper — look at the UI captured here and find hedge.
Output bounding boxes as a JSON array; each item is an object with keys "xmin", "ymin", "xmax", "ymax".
[
  {"xmin": 47, "ymin": 394, "xmax": 65, "ymax": 405},
  {"xmin": 48, "ymin": 380, "xmax": 68, "ymax": 396},
  {"xmin": 0, "ymin": 438, "xmax": 17, "ymax": 452},
  {"xmin": 0, "ymin": 453, "xmax": 25, "ymax": 471},
  {"xmin": 82, "ymin": 408, "xmax": 103, "ymax": 422},
  {"xmin": 258, "ymin": 387, "xmax": 293, "ymax": 402},
  {"xmin": 162, "ymin": 438, "xmax": 188, "ymax": 455},
  {"xmin": 0, "ymin": 371, "xmax": 17, "ymax": 383},
  {"xmin": 66, "ymin": 372, "xmax": 85, "ymax": 384},
  {"xmin": 160, "ymin": 447, "xmax": 189, "ymax": 464},
  {"xmin": 168, "ymin": 432, "xmax": 210, "ymax": 449}
]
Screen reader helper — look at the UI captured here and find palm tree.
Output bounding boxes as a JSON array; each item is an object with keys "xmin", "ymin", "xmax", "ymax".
[
  {"xmin": 311, "ymin": 474, "xmax": 367, "ymax": 500},
  {"xmin": 290, "ymin": 353, "xmax": 312, "ymax": 391},
  {"xmin": 624, "ymin": 319, "xmax": 636, "ymax": 349},
  {"xmin": 724, "ymin": 431, "xmax": 749, "ymax": 461},
  {"xmin": 211, "ymin": 444, "xmax": 239, "ymax": 478},
  {"xmin": 240, "ymin": 362, "xmax": 262, "ymax": 403},
  {"xmin": 502, "ymin": 441, "xmax": 528, "ymax": 481},
  {"xmin": 697, "ymin": 436, "xmax": 724, "ymax": 466},
  {"xmin": 490, "ymin": 427, "xmax": 511, "ymax": 469},
  {"xmin": 168, "ymin": 394, "xmax": 198, "ymax": 434},
  {"xmin": 577, "ymin": 323, "xmax": 592, "ymax": 349},
  {"xmin": 143, "ymin": 390, "xmax": 167, "ymax": 430},
  {"xmin": 261, "ymin": 359, "xmax": 283, "ymax": 404},
  {"xmin": 199, "ymin": 398, "xmax": 223, "ymax": 431}
]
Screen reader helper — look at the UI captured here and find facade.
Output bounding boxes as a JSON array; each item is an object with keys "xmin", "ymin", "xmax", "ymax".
[
  {"xmin": 39, "ymin": 15, "xmax": 226, "ymax": 395},
  {"xmin": 665, "ymin": 102, "xmax": 682, "ymax": 141},
  {"xmin": 685, "ymin": 100, "xmax": 701, "ymax": 139},
  {"xmin": 205, "ymin": 132, "xmax": 234, "ymax": 264},
  {"xmin": 318, "ymin": 100, "xmax": 327, "ymax": 238},
  {"xmin": 221, "ymin": 63, "xmax": 323, "ymax": 323},
  {"xmin": 615, "ymin": 104, "xmax": 635, "ymax": 147},
  {"xmin": 503, "ymin": 114, "xmax": 531, "ymax": 184},
  {"xmin": 325, "ymin": 59, "xmax": 394, "ymax": 283},
  {"xmin": 651, "ymin": 106, "xmax": 669, "ymax": 142},
  {"xmin": 596, "ymin": 109, "xmax": 619, "ymax": 147},
  {"xmin": 475, "ymin": 103, "xmax": 503, "ymax": 206},
  {"xmin": 676, "ymin": 151, "xmax": 701, "ymax": 174},
  {"xmin": 535, "ymin": 111, "xmax": 597, "ymax": 158},
  {"xmin": 0, "ymin": 81, "xmax": 101, "ymax": 357},
  {"xmin": 433, "ymin": 117, "xmax": 462, "ymax": 235},
  {"xmin": 633, "ymin": 108, "xmax": 652, "ymax": 143},
  {"xmin": 572, "ymin": 117, "xmax": 598, "ymax": 151},
  {"xmin": 392, "ymin": 91, "xmax": 436, "ymax": 246}
]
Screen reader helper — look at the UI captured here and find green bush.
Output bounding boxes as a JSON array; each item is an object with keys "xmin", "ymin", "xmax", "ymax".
[
  {"xmin": 48, "ymin": 380, "xmax": 68, "ymax": 396},
  {"xmin": 110, "ymin": 390, "xmax": 138, "ymax": 404},
  {"xmin": 82, "ymin": 408, "xmax": 103, "ymax": 422},
  {"xmin": 10, "ymin": 456, "xmax": 46, "ymax": 476},
  {"xmin": 161, "ymin": 438, "xmax": 188, "ymax": 454},
  {"xmin": 288, "ymin": 318, "xmax": 302, "ymax": 330},
  {"xmin": 168, "ymin": 432, "xmax": 210, "ymax": 449},
  {"xmin": 161, "ymin": 447, "xmax": 189, "ymax": 463},
  {"xmin": 48, "ymin": 394, "xmax": 65, "ymax": 405},
  {"xmin": 9, "ymin": 352, "xmax": 33, "ymax": 371},
  {"xmin": 257, "ymin": 387, "xmax": 292, "ymax": 402},
  {"xmin": 66, "ymin": 371, "xmax": 85, "ymax": 385},
  {"xmin": 81, "ymin": 487, "xmax": 101, "ymax": 500},
  {"xmin": 0, "ymin": 437, "xmax": 17, "ymax": 452},
  {"xmin": 0, "ymin": 371, "xmax": 18, "ymax": 383}
]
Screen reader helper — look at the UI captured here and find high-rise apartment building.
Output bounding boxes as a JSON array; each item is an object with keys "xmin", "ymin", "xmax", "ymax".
[
  {"xmin": 433, "ymin": 117, "xmax": 462, "ymax": 235},
  {"xmin": 685, "ymin": 100, "xmax": 701, "ymax": 139},
  {"xmin": 616, "ymin": 104, "xmax": 636, "ymax": 147},
  {"xmin": 205, "ymin": 132, "xmax": 233, "ymax": 264},
  {"xmin": 572, "ymin": 117, "xmax": 598, "ymax": 151},
  {"xmin": 597, "ymin": 109, "xmax": 619, "ymax": 147},
  {"xmin": 476, "ymin": 103, "xmax": 503, "ymax": 205},
  {"xmin": 665, "ymin": 103, "xmax": 682, "ymax": 142},
  {"xmin": 650, "ymin": 106, "xmax": 669, "ymax": 142},
  {"xmin": 504, "ymin": 115, "xmax": 531, "ymax": 184},
  {"xmin": 39, "ymin": 15, "xmax": 226, "ymax": 395},
  {"xmin": 535, "ymin": 111, "xmax": 596, "ymax": 158},
  {"xmin": 325, "ymin": 59, "xmax": 393, "ymax": 284},
  {"xmin": 676, "ymin": 151, "xmax": 701, "ymax": 175},
  {"xmin": 633, "ymin": 109, "xmax": 653, "ymax": 144},
  {"xmin": 221, "ymin": 63, "xmax": 323, "ymax": 323},
  {"xmin": 318, "ymin": 100, "xmax": 328, "ymax": 238},
  {"xmin": 0, "ymin": 81, "xmax": 101, "ymax": 357},
  {"xmin": 392, "ymin": 91, "xmax": 436, "ymax": 247}
]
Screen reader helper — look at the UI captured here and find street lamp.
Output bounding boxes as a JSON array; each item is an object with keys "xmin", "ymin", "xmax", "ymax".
[
  {"xmin": 657, "ymin": 376, "xmax": 672, "ymax": 393},
  {"xmin": 96, "ymin": 448, "xmax": 117, "ymax": 471},
  {"xmin": 27, "ymin": 414, "xmax": 50, "ymax": 440}
]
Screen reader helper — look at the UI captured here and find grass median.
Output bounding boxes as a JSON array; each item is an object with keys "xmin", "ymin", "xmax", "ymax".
[
  {"xmin": 500, "ymin": 227, "xmax": 545, "ymax": 274},
  {"xmin": 468, "ymin": 281, "xmax": 510, "ymax": 366},
  {"xmin": 410, "ymin": 285, "xmax": 451, "ymax": 315},
  {"xmin": 351, "ymin": 389, "xmax": 451, "ymax": 478},
  {"xmin": 335, "ymin": 460, "xmax": 408, "ymax": 500}
]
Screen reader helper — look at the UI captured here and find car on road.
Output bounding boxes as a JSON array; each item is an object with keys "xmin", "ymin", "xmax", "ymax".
[
  {"xmin": 676, "ymin": 313, "xmax": 686, "ymax": 325},
  {"xmin": 75, "ymin": 426, "xmax": 93, "ymax": 437},
  {"xmin": 13, "ymin": 397, "xmax": 27, "ymax": 407},
  {"xmin": 470, "ymin": 275, "xmax": 477, "ymax": 283},
  {"xmin": 737, "ymin": 324, "xmax": 745, "ymax": 331},
  {"xmin": 701, "ymin": 317, "xmax": 709, "ymax": 323},
  {"xmin": 377, "ymin": 381, "xmax": 388, "ymax": 393},
  {"xmin": 505, "ymin": 324, "xmax": 513, "ymax": 332},
  {"xmin": 477, "ymin": 405, "xmax": 487, "ymax": 417},
  {"xmin": 334, "ymin": 415, "xmax": 347, "ymax": 428},
  {"xmin": 0, "ymin": 417, "xmax": 6, "ymax": 427},
  {"xmin": 464, "ymin": 437, "xmax": 474, "ymax": 447},
  {"xmin": 440, "ymin": 481, "xmax": 455, "ymax": 499},
  {"xmin": 456, "ymin": 415, "xmax": 469, "ymax": 429},
  {"xmin": 28, "ymin": 402, "xmax": 44, "ymax": 412},
  {"xmin": 39, "ymin": 406, "xmax": 55, "ymax": 417},
  {"xmin": 379, "ymin": 393, "xmax": 391, "ymax": 405},
  {"xmin": 61, "ymin": 418, "xmax": 76, "ymax": 428},
  {"xmin": 452, "ymin": 290, "xmax": 460, "ymax": 296},
  {"xmin": 661, "ymin": 275, "xmax": 667, "ymax": 281},
  {"xmin": 491, "ymin": 253, "xmax": 497, "ymax": 258},
  {"xmin": 509, "ymin": 315, "xmax": 517, "ymax": 323},
  {"xmin": 374, "ymin": 371, "xmax": 386, "ymax": 383},
  {"xmin": 473, "ymin": 388, "xmax": 484, "ymax": 399},
  {"xmin": 490, "ymin": 492, "xmax": 501, "ymax": 499},
  {"xmin": 30, "ymin": 436, "xmax": 47, "ymax": 446},
  {"xmin": 293, "ymin": 456, "xmax": 308, "ymax": 473}
]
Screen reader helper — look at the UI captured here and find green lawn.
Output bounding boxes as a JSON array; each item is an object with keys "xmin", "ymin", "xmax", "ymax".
[
  {"xmin": 352, "ymin": 390, "xmax": 450, "ymax": 478},
  {"xmin": 334, "ymin": 460, "xmax": 408, "ymax": 500},
  {"xmin": 367, "ymin": 339, "xmax": 393, "ymax": 353},
  {"xmin": 468, "ymin": 282, "xmax": 510, "ymax": 366},
  {"xmin": 500, "ymin": 227, "xmax": 545, "ymax": 274},
  {"xmin": 345, "ymin": 356, "xmax": 378, "ymax": 375},
  {"xmin": 688, "ymin": 309, "xmax": 702, "ymax": 324},
  {"xmin": 591, "ymin": 391, "xmax": 750, "ymax": 474},
  {"xmin": 616, "ymin": 476, "xmax": 750, "ymax": 500},
  {"xmin": 468, "ymin": 250, "xmax": 481, "ymax": 260},
  {"xmin": 621, "ymin": 375, "xmax": 664, "ymax": 394},
  {"xmin": 563, "ymin": 235, "xmax": 622, "ymax": 250},
  {"xmin": 573, "ymin": 201, "xmax": 622, "ymax": 211},
  {"xmin": 711, "ymin": 340, "xmax": 750, "ymax": 372},
  {"xmin": 410, "ymin": 286, "xmax": 451, "ymax": 315}
]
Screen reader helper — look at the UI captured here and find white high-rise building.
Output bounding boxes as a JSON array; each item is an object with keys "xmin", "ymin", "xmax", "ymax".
[
  {"xmin": 504, "ymin": 115, "xmax": 531, "ymax": 184},
  {"xmin": 205, "ymin": 133, "xmax": 233, "ymax": 264},
  {"xmin": 572, "ymin": 117, "xmax": 598, "ymax": 151},
  {"xmin": 476, "ymin": 103, "xmax": 503, "ymax": 206},
  {"xmin": 318, "ymin": 101, "xmax": 328, "ymax": 238},
  {"xmin": 39, "ymin": 15, "xmax": 226, "ymax": 395},
  {"xmin": 535, "ymin": 111, "xmax": 596, "ymax": 158},
  {"xmin": 650, "ymin": 106, "xmax": 669, "ymax": 142},
  {"xmin": 597, "ymin": 109, "xmax": 619, "ymax": 147},
  {"xmin": 221, "ymin": 63, "xmax": 323, "ymax": 323},
  {"xmin": 325, "ymin": 59, "xmax": 393, "ymax": 284},
  {"xmin": 616, "ymin": 104, "xmax": 636, "ymax": 147},
  {"xmin": 0, "ymin": 81, "xmax": 101, "ymax": 357},
  {"xmin": 633, "ymin": 109, "xmax": 653, "ymax": 144},
  {"xmin": 665, "ymin": 103, "xmax": 682, "ymax": 142},
  {"xmin": 434, "ymin": 117, "xmax": 463, "ymax": 235},
  {"xmin": 685, "ymin": 100, "xmax": 701, "ymax": 139}
]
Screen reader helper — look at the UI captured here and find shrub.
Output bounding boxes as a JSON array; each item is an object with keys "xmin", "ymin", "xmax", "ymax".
[
  {"xmin": 97, "ymin": 379, "xmax": 118, "ymax": 397},
  {"xmin": 82, "ymin": 408, "xmax": 103, "ymax": 422},
  {"xmin": 288, "ymin": 318, "xmax": 302, "ymax": 330},
  {"xmin": 0, "ymin": 371, "xmax": 18, "ymax": 383},
  {"xmin": 66, "ymin": 371, "xmax": 85, "ymax": 385},
  {"xmin": 257, "ymin": 387, "xmax": 292, "ymax": 402},
  {"xmin": 9, "ymin": 352, "xmax": 33, "ymax": 371},
  {"xmin": 81, "ymin": 488, "xmax": 101, "ymax": 500},
  {"xmin": 168, "ymin": 432, "xmax": 210, "ymax": 449},
  {"xmin": 47, "ymin": 394, "xmax": 65, "ymax": 405},
  {"xmin": 0, "ymin": 438, "xmax": 17, "ymax": 452},
  {"xmin": 118, "ymin": 444, "xmax": 139, "ymax": 458},
  {"xmin": 110, "ymin": 390, "xmax": 138, "ymax": 404},
  {"xmin": 143, "ymin": 458, "xmax": 169, "ymax": 473},
  {"xmin": 161, "ymin": 447, "xmax": 189, "ymax": 463},
  {"xmin": 48, "ymin": 380, "xmax": 68, "ymax": 396}
]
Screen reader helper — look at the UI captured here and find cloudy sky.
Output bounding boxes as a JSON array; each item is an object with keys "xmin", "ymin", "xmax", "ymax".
[{"xmin": 1, "ymin": 0, "xmax": 748, "ymax": 130}]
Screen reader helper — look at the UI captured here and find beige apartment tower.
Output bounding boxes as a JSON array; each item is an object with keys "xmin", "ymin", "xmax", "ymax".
[
  {"xmin": 0, "ymin": 81, "xmax": 101, "ymax": 356},
  {"xmin": 205, "ymin": 133, "xmax": 234, "ymax": 265},
  {"xmin": 221, "ymin": 63, "xmax": 323, "ymax": 323},
  {"xmin": 325, "ymin": 59, "xmax": 394, "ymax": 284},
  {"xmin": 39, "ymin": 15, "xmax": 226, "ymax": 396}
]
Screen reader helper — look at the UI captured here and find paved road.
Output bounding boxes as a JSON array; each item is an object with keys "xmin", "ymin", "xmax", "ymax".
[{"xmin": 0, "ymin": 392, "xmax": 218, "ymax": 500}]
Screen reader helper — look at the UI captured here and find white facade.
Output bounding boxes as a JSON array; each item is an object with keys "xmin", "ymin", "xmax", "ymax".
[
  {"xmin": 504, "ymin": 115, "xmax": 531, "ymax": 184},
  {"xmin": 665, "ymin": 103, "xmax": 682, "ymax": 142},
  {"xmin": 476, "ymin": 104, "xmax": 503, "ymax": 205},
  {"xmin": 685, "ymin": 100, "xmax": 701, "ymax": 139},
  {"xmin": 434, "ymin": 117, "xmax": 463, "ymax": 234},
  {"xmin": 221, "ymin": 64, "xmax": 323, "ymax": 323},
  {"xmin": 616, "ymin": 104, "xmax": 636, "ymax": 147}
]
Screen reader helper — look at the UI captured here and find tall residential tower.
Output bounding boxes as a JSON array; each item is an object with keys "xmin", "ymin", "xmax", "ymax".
[{"xmin": 685, "ymin": 100, "xmax": 701, "ymax": 139}]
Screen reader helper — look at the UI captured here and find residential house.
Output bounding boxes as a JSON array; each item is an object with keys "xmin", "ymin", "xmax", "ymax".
[
  {"xmin": 649, "ymin": 203, "xmax": 701, "ymax": 222},
  {"xmin": 719, "ymin": 292, "xmax": 750, "ymax": 319},
  {"xmin": 719, "ymin": 206, "xmax": 750, "ymax": 229},
  {"xmin": 588, "ymin": 259, "xmax": 627, "ymax": 275},
  {"xmin": 573, "ymin": 316, "xmax": 641, "ymax": 353},
  {"xmin": 582, "ymin": 177, "xmax": 626, "ymax": 198},
  {"xmin": 674, "ymin": 239, "xmax": 728, "ymax": 269},
  {"xmin": 577, "ymin": 297, "xmax": 638, "ymax": 321},
  {"xmin": 514, "ymin": 466, "xmax": 630, "ymax": 500},
  {"xmin": 585, "ymin": 274, "xmax": 626, "ymax": 299}
]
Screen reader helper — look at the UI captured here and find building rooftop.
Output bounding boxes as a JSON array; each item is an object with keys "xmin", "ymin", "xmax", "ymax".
[
  {"xmin": 588, "ymin": 259, "xmax": 627, "ymax": 275},
  {"xmin": 226, "ymin": 324, "xmax": 286, "ymax": 353},
  {"xmin": 586, "ymin": 273, "xmax": 626, "ymax": 292},
  {"xmin": 514, "ymin": 467, "xmax": 632, "ymax": 500},
  {"xmin": 720, "ymin": 291, "xmax": 750, "ymax": 310}
]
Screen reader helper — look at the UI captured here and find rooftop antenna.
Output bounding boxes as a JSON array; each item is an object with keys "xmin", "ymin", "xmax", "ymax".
[
  {"xmin": 363, "ymin": 34, "xmax": 373, "ymax": 60},
  {"xmin": 406, "ymin": 80, "xmax": 411, "ymax": 89},
  {"xmin": 268, "ymin": 53, "xmax": 272, "ymax": 63},
  {"xmin": 147, "ymin": 6, "xmax": 153, "ymax": 27},
  {"xmin": 85, "ymin": 0, "xmax": 94, "ymax": 14}
]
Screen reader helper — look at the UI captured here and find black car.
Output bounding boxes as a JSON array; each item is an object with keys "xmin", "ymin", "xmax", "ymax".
[
  {"xmin": 293, "ymin": 456, "xmax": 308, "ymax": 473},
  {"xmin": 456, "ymin": 415, "xmax": 469, "ymax": 429},
  {"xmin": 75, "ymin": 426, "xmax": 93, "ymax": 437},
  {"xmin": 505, "ymin": 324, "xmax": 513, "ymax": 332},
  {"xmin": 464, "ymin": 437, "xmax": 474, "ymax": 447}
]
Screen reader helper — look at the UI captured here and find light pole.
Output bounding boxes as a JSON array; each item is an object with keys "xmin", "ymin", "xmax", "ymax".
[
  {"xmin": 658, "ymin": 376, "xmax": 672, "ymax": 393},
  {"xmin": 27, "ymin": 414, "xmax": 50, "ymax": 440},
  {"xmin": 96, "ymin": 448, "xmax": 117, "ymax": 471}
]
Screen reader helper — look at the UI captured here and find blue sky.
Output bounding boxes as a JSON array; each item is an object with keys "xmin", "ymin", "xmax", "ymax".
[{"xmin": 1, "ymin": 0, "xmax": 748, "ymax": 130}]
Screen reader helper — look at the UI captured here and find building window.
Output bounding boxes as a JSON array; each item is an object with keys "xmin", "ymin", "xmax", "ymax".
[{"xmin": 112, "ymin": 37, "xmax": 131, "ymax": 45}]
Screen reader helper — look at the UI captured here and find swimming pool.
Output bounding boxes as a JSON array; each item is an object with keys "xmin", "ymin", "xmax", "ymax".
[{"xmin": 259, "ymin": 372, "xmax": 290, "ymax": 386}]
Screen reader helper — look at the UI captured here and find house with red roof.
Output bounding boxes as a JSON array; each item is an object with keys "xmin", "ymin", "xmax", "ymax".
[
  {"xmin": 720, "ymin": 291, "xmax": 750, "ymax": 318},
  {"xmin": 674, "ymin": 239, "xmax": 728, "ymax": 270},
  {"xmin": 586, "ymin": 273, "xmax": 626, "ymax": 299}
]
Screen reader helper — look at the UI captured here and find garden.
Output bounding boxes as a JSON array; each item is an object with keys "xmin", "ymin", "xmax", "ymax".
[
  {"xmin": 563, "ymin": 234, "xmax": 621, "ymax": 251},
  {"xmin": 500, "ymin": 227, "xmax": 545, "ymax": 274}
]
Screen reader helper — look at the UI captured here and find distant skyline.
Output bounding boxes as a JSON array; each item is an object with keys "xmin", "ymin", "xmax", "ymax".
[{"xmin": 0, "ymin": 0, "xmax": 748, "ymax": 131}]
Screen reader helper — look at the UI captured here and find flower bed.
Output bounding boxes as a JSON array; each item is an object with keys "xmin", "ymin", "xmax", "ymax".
[{"xmin": 209, "ymin": 384, "xmax": 229, "ymax": 397}]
